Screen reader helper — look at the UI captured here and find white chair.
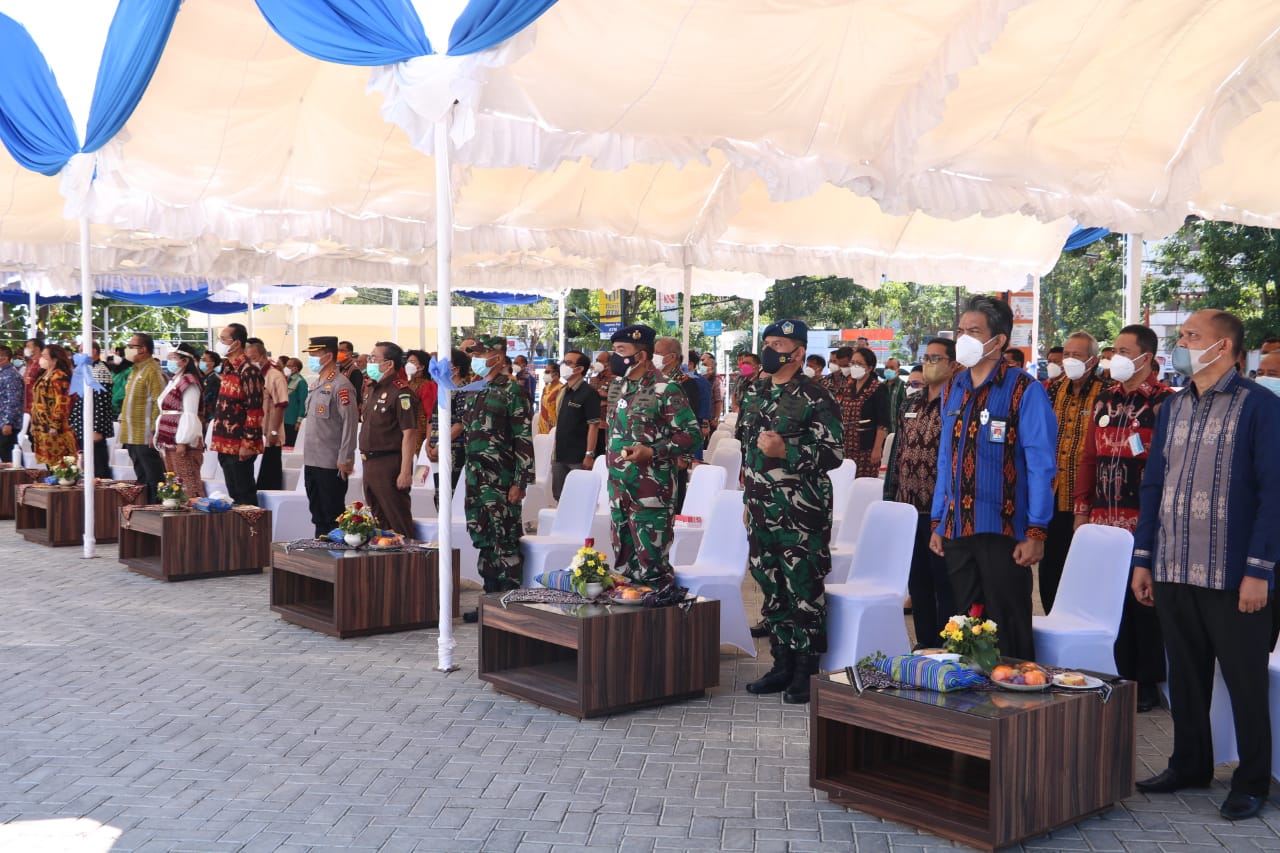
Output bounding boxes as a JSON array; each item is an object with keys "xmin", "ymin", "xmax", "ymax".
[
  {"xmin": 822, "ymin": 501, "xmax": 919, "ymax": 671},
  {"xmin": 413, "ymin": 477, "xmax": 481, "ymax": 586},
  {"xmin": 669, "ymin": 464, "xmax": 728, "ymax": 566},
  {"xmin": 519, "ymin": 469, "xmax": 602, "ymax": 587},
  {"xmin": 705, "ymin": 431, "xmax": 724, "ymax": 457},
  {"xmin": 1031, "ymin": 524, "xmax": 1133, "ymax": 674},
  {"xmin": 257, "ymin": 472, "xmax": 317, "ymax": 542},
  {"xmin": 827, "ymin": 478, "xmax": 885, "ymax": 584},
  {"xmin": 878, "ymin": 432, "xmax": 895, "ymax": 478},
  {"xmin": 675, "ymin": 489, "xmax": 754, "ymax": 656},
  {"xmin": 828, "ymin": 459, "xmax": 858, "ymax": 526},
  {"xmin": 521, "ymin": 433, "xmax": 557, "ymax": 525},
  {"xmin": 708, "ymin": 439, "xmax": 741, "ymax": 488}
]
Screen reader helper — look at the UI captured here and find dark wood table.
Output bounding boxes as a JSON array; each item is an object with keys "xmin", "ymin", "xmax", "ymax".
[
  {"xmin": 270, "ymin": 543, "xmax": 460, "ymax": 638},
  {"xmin": 15, "ymin": 482, "xmax": 144, "ymax": 546},
  {"xmin": 810, "ymin": 671, "xmax": 1136, "ymax": 851},
  {"xmin": 118, "ymin": 507, "xmax": 272, "ymax": 581},
  {"xmin": 0, "ymin": 467, "xmax": 43, "ymax": 519},
  {"xmin": 478, "ymin": 594, "xmax": 720, "ymax": 719}
]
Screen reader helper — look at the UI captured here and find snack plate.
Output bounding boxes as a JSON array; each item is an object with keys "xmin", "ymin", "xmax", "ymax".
[
  {"xmin": 603, "ymin": 594, "xmax": 648, "ymax": 606},
  {"xmin": 367, "ymin": 541, "xmax": 405, "ymax": 551},
  {"xmin": 1053, "ymin": 673, "xmax": 1104, "ymax": 690},
  {"xmin": 992, "ymin": 678, "xmax": 1051, "ymax": 692}
]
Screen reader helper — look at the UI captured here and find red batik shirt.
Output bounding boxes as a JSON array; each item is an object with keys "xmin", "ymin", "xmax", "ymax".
[
  {"xmin": 1073, "ymin": 374, "xmax": 1173, "ymax": 531},
  {"xmin": 210, "ymin": 353, "xmax": 265, "ymax": 455}
]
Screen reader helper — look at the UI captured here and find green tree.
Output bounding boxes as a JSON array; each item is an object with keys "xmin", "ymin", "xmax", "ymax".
[
  {"xmin": 1149, "ymin": 221, "xmax": 1280, "ymax": 348},
  {"xmin": 1038, "ymin": 234, "xmax": 1124, "ymax": 352},
  {"xmin": 0, "ymin": 300, "xmax": 202, "ymax": 349}
]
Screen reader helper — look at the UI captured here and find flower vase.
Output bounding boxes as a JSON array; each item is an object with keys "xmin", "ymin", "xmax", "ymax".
[
  {"xmin": 58, "ymin": 478, "xmax": 74, "ymax": 486},
  {"xmin": 162, "ymin": 498, "xmax": 180, "ymax": 508},
  {"xmin": 344, "ymin": 533, "xmax": 367, "ymax": 548},
  {"xmin": 585, "ymin": 582, "xmax": 603, "ymax": 599}
]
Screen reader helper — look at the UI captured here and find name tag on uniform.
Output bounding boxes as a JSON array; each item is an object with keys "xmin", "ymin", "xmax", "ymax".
[
  {"xmin": 989, "ymin": 419, "xmax": 1007, "ymax": 443},
  {"xmin": 1128, "ymin": 433, "xmax": 1144, "ymax": 455},
  {"xmin": 904, "ymin": 412, "xmax": 919, "ymax": 419},
  {"xmin": 617, "ymin": 398, "xmax": 628, "ymax": 410}
]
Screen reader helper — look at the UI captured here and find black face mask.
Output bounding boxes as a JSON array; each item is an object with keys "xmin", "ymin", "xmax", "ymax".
[
  {"xmin": 760, "ymin": 346, "xmax": 799, "ymax": 374},
  {"xmin": 610, "ymin": 352, "xmax": 638, "ymax": 377}
]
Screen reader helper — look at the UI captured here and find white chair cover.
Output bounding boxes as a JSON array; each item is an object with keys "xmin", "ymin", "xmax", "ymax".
[
  {"xmin": 675, "ymin": 489, "xmax": 754, "ymax": 656},
  {"xmin": 708, "ymin": 439, "xmax": 741, "ymax": 488},
  {"xmin": 519, "ymin": 469, "xmax": 603, "ymax": 587},
  {"xmin": 827, "ymin": 477, "xmax": 885, "ymax": 584},
  {"xmin": 669, "ymin": 464, "xmax": 728, "ymax": 566},
  {"xmin": 828, "ymin": 458, "xmax": 858, "ymax": 526}
]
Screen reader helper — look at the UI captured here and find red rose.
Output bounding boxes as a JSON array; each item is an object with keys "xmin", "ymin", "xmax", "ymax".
[
  {"xmin": 353, "ymin": 501, "xmax": 364, "ymax": 509},
  {"xmin": 353, "ymin": 515, "xmax": 364, "ymax": 524},
  {"xmin": 969, "ymin": 603, "xmax": 984, "ymax": 620}
]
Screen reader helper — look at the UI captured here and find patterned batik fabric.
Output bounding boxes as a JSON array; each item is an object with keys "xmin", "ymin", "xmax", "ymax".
[
  {"xmin": 210, "ymin": 354, "xmax": 264, "ymax": 456},
  {"xmin": 1048, "ymin": 373, "xmax": 1112, "ymax": 512}
]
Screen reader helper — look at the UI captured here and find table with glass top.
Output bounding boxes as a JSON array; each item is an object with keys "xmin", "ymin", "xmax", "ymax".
[
  {"xmin": 270, "ymin": 543, "xmax": 460, "ymax": 638},
  {"xmin": 810, "ymin": 670, "xmax": 1136, "ymax": 851},
  {"xmin": 478, "ymin": 593, "xmax": 720, "ymax": 719}
]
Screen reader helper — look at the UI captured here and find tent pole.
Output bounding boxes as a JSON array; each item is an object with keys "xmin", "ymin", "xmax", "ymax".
[
  {"xmin": 246, "ymin": 279, "xmax": 256, "ymax": 338},
  {"xmin": 292, "ymin": 303, "xmax": 301, "ymax": 350},
  {"xmin": 207, "ymin": 314, "xmax": 213, "ymax": 349},
  {"xmin": 26, "ymin": 284, "xmax": 36, "ymax": 338},
  {"xmin": 752, "ymin": 298, "xmax": 760, "ymax": 352},
  {"xmin": 1125, "ymin": 235, "xmax": 1143, "ymax": 325},
  {"xmin": 434, "ymin": 111, "xmax": 457, "ymax": 673},
  {"xmin": 557, "ymin": 295, "xmax": 566, "ymax": 361},
  {"xmin": 681, "ymin": 265, "xmax": 692, "ymax": 361},
  {"xmin": 79, "ymin": 217, "xmax": 96, "ymax": 559},
  {"xmin": 418, "ymin": 278, "xmax": 426, "ymax": 350},
  {"xmin": 1031, "ymin": 276, "xmax": 1042, "ymax": 359},
  {"xmin": 392, "ymin": 287, "xmax": 400, "ymax": 343}
]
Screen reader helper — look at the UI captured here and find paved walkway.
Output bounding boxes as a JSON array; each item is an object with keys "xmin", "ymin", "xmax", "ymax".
[{"xmin": 0, "ymin": 526, "xmax": 1276, "ymax": 852}]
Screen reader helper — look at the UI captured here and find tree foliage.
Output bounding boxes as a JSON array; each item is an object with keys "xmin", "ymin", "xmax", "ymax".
[
  {"xmin": 0, "ymin": 300, "xmax": 202, "ymax": 349},
  {"xmin": 1037, "ymin": 233, "xmax": 1124, "ymax": 352},
  {"xmin": 1149, "ymin": 221, "xmax": 1280, "ymax": 348}
]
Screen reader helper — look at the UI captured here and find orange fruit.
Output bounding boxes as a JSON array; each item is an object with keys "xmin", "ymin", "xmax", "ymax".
[
  {"xmin": 1023, "ymin": 670, "xmax": 1047, "ymax": 686},
  {"xmin": 990, "ymin": 665, "xmax": 1015, "ymax": 682}
]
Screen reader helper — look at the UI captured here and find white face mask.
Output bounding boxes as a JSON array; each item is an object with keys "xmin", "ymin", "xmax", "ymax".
[
  {"xmin": 23, "ymin": 347, "xmax": 33, "ymax": 358},
  {"xmin": 124, "ymin": 346, "xmax": 139, "ymax": 363},
  {"xmin": 1108, "ymin": 353, "xmax": 1146, "ymax": 383},
  {"xmin": 840, "ymin": 365, "xmax": 853, "ymax": 377},
  {"xmin": 1098, "ymin": 358, "xmax": 1113, "ymax": 372},
  {"xmin": 849, "ymin": 365, "xmax": 867, "ymax": 380},
  {"xmin": 590, "ymin": 362, "xmax": 603, "ymax": 375},
  {"xmin": 283, "ymin": 367, "xmax": 293, "ymax": 378},
  {"xmin": 559, "ymin": 365, "xmax": 576, "ymax": 381},
  {"xmin": 697, "ymin": 364, "xmax": 710, "ymax": 376},
  {"xmin": 802, "ymin": 366, "xmax": 816, "ymax": 378},
  {"xmin": 1045, "ymin": 362, "xmax": 1063, "ymax": 380},
  {"xmin": 905, "ymin": 385, "xmax": 922, "ymax": 396},
  {"xmin": 1061, "ymin": 357, "xmax": 1089, "ymax": 381},
  {"xmin": 955, "ymin": 334, "xmax": 996, "ymax": 368},
  {"xmin": 214, "ymin": 341, "xmax": 231, "ymax": 357},
  {"xmin": 650, "ymin": 354, "xmax": 666, "ymax": 372},
  {"xmin": 403, "ymin": 362, "xmax": 418, "ymax": 378}
]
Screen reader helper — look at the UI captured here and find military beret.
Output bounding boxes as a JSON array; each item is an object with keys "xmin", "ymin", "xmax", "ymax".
[
  {"xmin": 466, "ymin": 334, "xmax": 507, "ymax": 354},
  {"xmin": 762, "ymin": 319, "xmax": 808, "ymax": 344},
  {"xmin": 609, "ymin": 324, "xmax": 656, "ymax": 346}
]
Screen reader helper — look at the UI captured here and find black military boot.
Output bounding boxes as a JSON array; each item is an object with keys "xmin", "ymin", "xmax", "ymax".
[
  {"xmin": 782, "ymin": 654, "xmax": 820, "ymax": 704},
  {"xmin": 749, "ymin": 620, "xmax": 770, "ymax": 638},
  {"xmin": 746, "ymin": 640, "xmax": 794, "ymax": 695}
]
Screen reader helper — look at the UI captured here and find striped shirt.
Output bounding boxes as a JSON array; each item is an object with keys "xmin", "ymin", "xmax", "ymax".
[
  {"xmin": 119, "ymin": 357, "xmax": 164, "ymax": 445},
  {"xmin": 1048, "ymin": 373, "xmax": 1111, "ymax": 512},
  {"xmin": 1134, "ymin": 371, "xmax": 1280, "ymax": 590}
]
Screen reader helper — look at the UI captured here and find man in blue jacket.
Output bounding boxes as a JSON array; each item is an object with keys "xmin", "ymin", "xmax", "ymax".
[
  {"xmin": 1131, "ymin": 310, "xmax": 1280, "ymax": 821},
  {"xmin": 930, "ymin": 295, "xmax": 1057, "ymax": 661}
]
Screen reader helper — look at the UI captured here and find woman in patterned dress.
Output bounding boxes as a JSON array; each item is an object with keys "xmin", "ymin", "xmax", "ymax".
[
  {"xmin": 30, "ymin": 344, "xmax": 77, "ymax": 466},
  {"xmin": 154, "ymin": 343, "xmax": 206, "ymax": 499},
  {"xmin": 841, "ymin": 346, "xmax": 891, "ymax": 477}
]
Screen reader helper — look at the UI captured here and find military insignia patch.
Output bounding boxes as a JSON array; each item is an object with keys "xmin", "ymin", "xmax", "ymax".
[
  {"xmin": 782, "ymin": 321, "xmax": 794, "ymax": 334},
  {"xmin": 631, "ymin": 330, "xmax": 641, "ymax": 340},
  {"xmin": 400, "ymin": 396, "xmax": 411, "ymax": 410},
  {"xmin": 338, "ymin": 389, "xmax": 351, "ymax": 406}
]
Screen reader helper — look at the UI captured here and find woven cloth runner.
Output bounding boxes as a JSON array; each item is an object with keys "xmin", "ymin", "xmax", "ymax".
[
  {"xmin": 499, "ymin": 588, "xmax": 588, "ymax": 607},
  {"xmin": 121, "ymin": 503, "xmax": 190, "ymax": 528},
  {"xmin": 854, "ymin": 662, "xmax": 1114, "ymax": 702},
  {"xmin": 111, "ymin": 483, "xmax": 146, "ymax": 504},
  {"xmin": 232, "ymin": 505, "xmax": 267, "ymax": 535},
  {"xmin": 281, "ymin": 538, "xmax": 440, "ymax": 555}
]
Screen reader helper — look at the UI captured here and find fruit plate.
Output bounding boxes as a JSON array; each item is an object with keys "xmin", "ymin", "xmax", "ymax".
[
  {"xmin": 602, "ymin": 594, "xmax": 648, "ymax": 606},
  {"xmin": 991, "ymin": 678, "xmax": 1050, "ymax": 692},
  {"xmin": 366, "ymin": 541, "xmax": 405, "ymax": 551},
  {"xmin": 1053, "ymin": 673, "xmax": 1104, "ymax": 690}
]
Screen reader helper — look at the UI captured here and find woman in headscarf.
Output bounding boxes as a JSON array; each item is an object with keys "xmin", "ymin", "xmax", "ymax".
[
  {"xmin": 154, "ymin": 343, "xmax": 206, "ymax": 499},
  {"xmin": 30, "ymin": 343, "xmax": 77, "ymax": 466}
]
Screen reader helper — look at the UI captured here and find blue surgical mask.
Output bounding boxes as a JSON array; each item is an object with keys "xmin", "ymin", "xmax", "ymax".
[
  {"xmin": 471, "ymin": 357, "xmax": 491, "ymax": 378},
  {"xmin": 1258, "ymin": 376, "xmax": 1280, "ymax": 396},
  {"xmin": 165, "ymin": 360, "xmax": 179, "ymax": 374},
  {"xmin": 307, "ymin": 355, "xmax": 322, "ymax": 374},
  {"xmin": 365, "ymin": 361, "xmax": 383, "ymax": 382}
]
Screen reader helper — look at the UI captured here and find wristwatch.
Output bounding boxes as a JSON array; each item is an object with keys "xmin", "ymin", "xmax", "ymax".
[{"xmin": 584, "ymin": 451, "xmax": 595, "ymax": 459}]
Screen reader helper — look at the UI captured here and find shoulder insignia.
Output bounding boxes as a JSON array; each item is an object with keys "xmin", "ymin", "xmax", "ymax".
[
  {"xmin": 338, "ymin": 388, "xmax": 351, "ymax": 406},
  {"xmin": 400, "ymin": 396, "xmax": 412, "ymax": 410}
]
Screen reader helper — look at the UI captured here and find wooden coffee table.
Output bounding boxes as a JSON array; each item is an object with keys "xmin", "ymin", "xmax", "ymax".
[
  {"xmin": 270, "ymin": 543, "xmax": 460, "ymax": 638},
  {"xmin": 478, "ymin": 593, "xmax": 720, "ymax": 719},
  {"xmin": 810, "ymin": 671, "xmax": 1135, "ymax": 850},
  {"xmin": 0, "ymin": 467, "xmax": 42, "ymax": 519},
  {"xmin": 119, "ymin": 507, "xmax": 272, "ymax": 581},
  {"xmin": 15, "ymin": 482, "xmax": 144, "ymax": 546}
]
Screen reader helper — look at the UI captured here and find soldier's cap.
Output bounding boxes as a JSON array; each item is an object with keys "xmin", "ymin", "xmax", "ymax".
[
  {"xmin": 465, "ymin": 334, "xmax": 506, "ymax": 354},
  {"xmin": 305, "ymin": 336, "xmax": 338, "ymax": 353},
  {"xmin": 609, "ymin": 324, "xmax": 657, "ymax": 346},
  {"xmin": 762, "ymin": 319, "xmax": 808, "ymax": 344}
]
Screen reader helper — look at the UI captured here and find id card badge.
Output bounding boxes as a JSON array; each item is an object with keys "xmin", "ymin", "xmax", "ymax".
[
  {"xmin": 989, "ymin": 419, "xmax": 1007, "ymax": 443},
  {"xmin": 1128, "ymin": 432, "xmax": 1145, "ymax": 455}
]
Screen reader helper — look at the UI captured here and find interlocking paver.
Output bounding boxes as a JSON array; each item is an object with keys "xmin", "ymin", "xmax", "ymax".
[{"xmin": 1, "ymin": 528, "xmax": 1277, "ymax": 852}]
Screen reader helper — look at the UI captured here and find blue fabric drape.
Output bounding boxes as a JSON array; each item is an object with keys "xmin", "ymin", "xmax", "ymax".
[
  {"xmin": 0, "ymin": 0, "xmax": 181, "ymax": 176},
  {"xmin": 1063, "ymin": 226, "xmax": 1110, "ymax": 252},
  {"xmin": 0, "ymin": 284, "xmax": 335, "ymax": 313},
  {"xmin": 457, "ymin": 290, "xmax": 543, "ymax": 305},
  {"xmin": 256, "ymin": 0, "xmax": 557, "ymax": 62},
  {"xmin": 255, "ymin": 0, "xmax": 432, "ymax": 66}
]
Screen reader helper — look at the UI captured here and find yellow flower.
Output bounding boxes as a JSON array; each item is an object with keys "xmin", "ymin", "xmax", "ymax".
[
  {"xmin": 984, "ymin": 620, "xmax": 997, "ymax": 632},
  {"xmin": 573, "ymin": 568, "xmax": 582, "ymax": 577},
  {"xmin": 971, "ymin": 624, "xmax": 983, "ymax": 635},
  {"xmin": 943, "ymin": 621, "xmax": 959, "ymax": 635}
]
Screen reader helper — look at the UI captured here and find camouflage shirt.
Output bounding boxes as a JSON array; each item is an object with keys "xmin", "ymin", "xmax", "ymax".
[
  {"xmin": 736, "ymin": 375, "xmax": 845, "ymax": 518},
  {"xmin": 462, "ymin": 373, "xmax": 534, "ymax": 489},
  {"xmin": 605, "ymin": 368, "xmax": 702, "ymax": 505}
]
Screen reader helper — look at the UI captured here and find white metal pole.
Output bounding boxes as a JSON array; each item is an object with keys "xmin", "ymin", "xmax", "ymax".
[
  {"xmin": 206, "ymin": 313, "xmax": 213, "ymax": 349},
  {"xmin": 1125, "ymin": 234, "xmax": 1144, "ymax": 325},
  {"xmin": 557, "ymin": 295, "xmax": 566, "ymax": 361},
  {"xmin": 681, "ymin": 265, "xmax": 693, "ymax": 361},
  {"xmin": 418, "ymin": 278, "xmax": 427, "ymax": 350},
  {"xmin": 1031, "ymin": 275, "xmax": 1042, "ymax": 359},
  {"xmin": 751, "ymin": 298, "xmax": 760, "ymax": 352},
  {"xmin": 26, "ymin": 283, "xmax": 36, "ymax": 339},
  {"xmin": 78, "ymin": 217, "xmax": 96, "ymax": 559},
  {"xmin": 392, "ymin": 287, "xmax": 400, "ymax": 343},
  {"xmin": 246, "ymin": 279, "xmax": 256, "ymax": 338},
  {"xmin": 292, "ymin": 303, "xmax": 301, "ymax": 351},
  {"xmin": 434, "ymin": 112, "xmax": 457, "ymax": 672}
]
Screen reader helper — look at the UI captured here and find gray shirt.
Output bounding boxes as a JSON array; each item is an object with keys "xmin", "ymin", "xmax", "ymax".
[{"xmin": 302, "ymin": 368, "xmax": 358, "ymax": 470}]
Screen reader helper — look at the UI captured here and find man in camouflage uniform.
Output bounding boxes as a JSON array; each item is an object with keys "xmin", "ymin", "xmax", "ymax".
[
  {"xmin": 604, "ymin": 325, "xmax": 702, "ymax": 587},
  {"xmin": 460, "ymin": 335, "xmax": 534, "ymax": 622},
  {"xmin": 737, "ymin": 320, "xmax": 844, "ymax": 704}
]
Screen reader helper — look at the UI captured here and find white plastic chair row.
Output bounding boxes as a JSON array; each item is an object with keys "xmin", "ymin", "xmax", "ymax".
[
  {"xmin": 668, "ymin": 464, "xmax": 728, "ymax": 566},
  {"xmin": 828, "ymin": 477, "xmax": 884, "ymax": 584},
  {"xmin": 520, "ymin": 468, "xmax": 603, "ymax": 587},
  {"xmin": 674, "ymin": 489, "xmax": 753, "ymax": 656}
]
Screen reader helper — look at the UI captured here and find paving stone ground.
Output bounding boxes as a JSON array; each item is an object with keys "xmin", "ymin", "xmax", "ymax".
[{"xmin": 0, "ymin": 524, "xmax": 1277, "ymax": 852}]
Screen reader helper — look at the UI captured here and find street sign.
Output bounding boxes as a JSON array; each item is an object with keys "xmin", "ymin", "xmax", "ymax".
[
  {"xmin": 702, "ymin": 320, "xmax": 723, "ymax": 337},
  {"xmin": 600, "ymin": 321, "xmax": 622, "ymax": 335}
]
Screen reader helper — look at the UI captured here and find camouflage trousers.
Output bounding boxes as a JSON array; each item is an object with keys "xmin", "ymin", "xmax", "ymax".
[
  {"xmin": 608, "ymin": 491, "xmax": 675, "ymax": 587},
  {"xmin": 747, "ymin": 513, "xmax": 831, "ymax": 654},
  {"xmin": 464, "ymin": 479, "xmax": 524, "ymax": 592}
]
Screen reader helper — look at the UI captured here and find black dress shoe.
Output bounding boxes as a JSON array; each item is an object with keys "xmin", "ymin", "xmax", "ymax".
[
  {"xmin": 1136, "ymin": 768, "xmax": 1213, "ymax": 794},
  {"xmin": 749, "ymin": 621, "xmax": 770, "ymax": 638},
  {"xmin": 1136, "ymin": 684, "xmax": 1161, "ymax": 713},
  {"xmin": 1220, "ymin": 791, "xmax": 1266, "ymax": 820},
  {"xmin": 462, "ymin": 609, "xmax": 479, "ymax": 624}
]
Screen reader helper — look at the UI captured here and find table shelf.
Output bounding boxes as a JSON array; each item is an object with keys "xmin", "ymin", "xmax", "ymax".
[{"xmin": 118, "ymin": 508, "xmax": 270, "ymax": 581}]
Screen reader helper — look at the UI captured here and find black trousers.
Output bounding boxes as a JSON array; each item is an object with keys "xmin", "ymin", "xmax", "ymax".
[
  {"xmin": 218, "ymin": 453, "xmax": 258, "ymax": 506},
  {"xmin": 1037, "ymin": 509, "xmax": 1076, "ymax": 613},
  {"xmin": 432, "ymin": 445, "xmax": 464, "ymax": 510},
  {"xmin": 305, "ymin": 465, "xmax": 346, "ymax": 537},
  {"xmin": 908, "ymin": 513, "xmax": 956, "ymax": 647},
  {"xmin": 86, "ymin": 438, "xmax": 109, "ymax": 480},
  {"xmin": 284, "ymin": 422, "xmax": 299, "ymax": 448},
  {"xmin": 1114, "ymin": 582, "xmax": 1167, "ymax": 685},
  {"xmin": 0, "ymin": 428, "xmax": 16, "ymax": 465},
  {"xmin": 126, "ymin": 443, "xmax": 166, "ymax": 504},
  {"xmin": 256, "ymin": 445, "xmax": 283, "ymax": 491},
  {"xmin": 942, "ymin": 533, "xmax": 1034, "ymax": 660},
  {"xmin": 1153, "ymin": 582, "xmax": 1271, "ymax": 796}
]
